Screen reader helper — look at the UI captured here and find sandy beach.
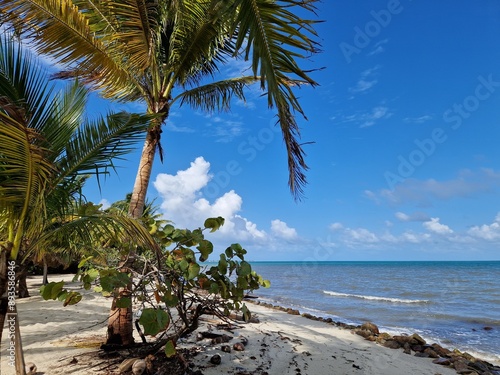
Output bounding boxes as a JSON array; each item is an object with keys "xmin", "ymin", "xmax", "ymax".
[{"xmin": 0, "ymin": 274, "xmax": 497, "ymax": 375}]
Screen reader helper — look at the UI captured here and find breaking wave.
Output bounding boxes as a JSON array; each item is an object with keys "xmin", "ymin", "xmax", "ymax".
[{"xmin": 323, "ymin": 291, "xmax": 430, "ymax": 304}]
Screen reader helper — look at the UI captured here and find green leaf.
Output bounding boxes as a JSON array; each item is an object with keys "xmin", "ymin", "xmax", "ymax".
[
  {"xmin": 218, "ymin": 254, "xmax": 227, "ymax": 274},
  {"xmin": 63, "ymin": 291, "xmax": 82, "ymax": 306},
  {"xmin": 238, "ymin": 261, "xmax": 252, "ymax": 277},
  {"xmin": 204, "ymin": 217, "xmax": 225, "ymax": 232},
  {"xmin": 164, "ymin": 340, "xmax": 176, "ymax": 358},
  {"xmin": 139, "ymin": 309, "xmax": 170, "ymax": 336},
  {"xmin": 116, "ymin": 297, "xmax": 132, "ymax": 308},
  {"xmin": 197, "ymin": 239, "xmax": 213, "ymax": 262},
  {"xmin": 78, "ymin": 256, "xmax": 93, "ymax": 268},
  {"xmin": 187, "ymin": 262, "xmax": 200, "ymax": 280}
]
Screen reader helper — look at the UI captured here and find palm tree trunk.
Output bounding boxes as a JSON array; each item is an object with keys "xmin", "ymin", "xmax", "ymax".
[
  {"xmin": 129, "ymin": 127, "xmax": 158, "ymax": 220},
  {"xmin": 0, "ymin": 247, "xmax": 26, "ymax": 374},
  {"xmin": 106, "ymin": 128, "xmax": 158, "ymax": 346},
  {"xmin": 42, "ymin": 260, "xmax": 49, "ymax": 285}
]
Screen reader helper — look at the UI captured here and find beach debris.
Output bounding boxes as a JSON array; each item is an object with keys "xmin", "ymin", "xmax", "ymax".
[
  {"xmin": 211, "ymin": 334, "xmax": 233, "ymax": 344},
  {"xmin": 239, "ymin": 336, "xmax": 249, "ymax": 346},
  {"xmin": 25, "ymin": 362, "xmax": 37, "ymax": 375},
  {"xmin": 221, "ymin": 345, "xmax": 231, "ymax": 353},
  {"xmin": 118, "ymin": 357, "xmax": 140, "ymax": 373},
  {"xmin": 132, "ymin": 359, "xmax": 146, "ymax": 375},
  {"xmin": 210, "ymin": 354, "xmax": 222, "ymax": 365},
  {"xmin": 233, "ymin": 342, "xmax": 245, "ymax": 351}
]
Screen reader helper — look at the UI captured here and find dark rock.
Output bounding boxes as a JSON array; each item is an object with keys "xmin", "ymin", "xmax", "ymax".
[
  {"xmin": 233, "ymin": 342, "xmax": 245, "ymax": 351},
  {"xmin": 239, "ymin": 336, "xmax": 249, "ymax": 346},
  {"xmin": 302, "ymin": 313, "xmax": 313, "ymax": 319},
  {"xmin": 484, "ymin": 326, "xmax": 493, "ymax": 331},
  {"xmin": 410, "ymin": 333, "xmax": 426, "ymax": 345},
  {"xmin": 431, "ymin": 343, "xmax": 451, "ymax": 357},
  {"xmin": 454, "ymin": 360, "xmax": 471, "ymax": 373},
  {"xmin": 210, "ymin": 354, "xmax": 221, "ymax": 365},
  {"xmin": 382, "ymin": 340, "xmax": 401, "ymax": 349},
  {"xmin": 360, "ymin": 322, "xmax": 379, "ymax": 335},
  {"xmin": 221, "ymin": 345, "xmax": 231, "ymax": 353},
  {"xmin": 423, "ymin": 348, "xmax": 439, "ymax": 358},
  {"xmin": 433, "ymin": 358, "xmax": 451, "ymax": 366},
  {"xmin": 287, "ymin": 308, "xmax": 300, "ymax": 315},
  {"xmin": 410, "ymin": 345, "xmax": 425, "ymax": 353},
  {"xmin": 325, "ymin": 318, "xmax": 333, "ymax": 323},
  {"xmin": 403, "ymin": 343, "xmax": 411, "ymax": 355},
  {"xmin": 355, "ymin": 329, "xmax": 372, "ymax": 339},
  {"xmin": 469, "ymin": 360, "xmax": 490, "ymax": 373},
  {"xmin": 414, "ymin": 352, "xmax": 430, "ymax": 358}
]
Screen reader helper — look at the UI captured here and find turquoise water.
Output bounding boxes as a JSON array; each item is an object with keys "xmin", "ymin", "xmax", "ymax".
[{"xmin": 247, "ymin": 261, "xmax": 500, "ymax": 362}]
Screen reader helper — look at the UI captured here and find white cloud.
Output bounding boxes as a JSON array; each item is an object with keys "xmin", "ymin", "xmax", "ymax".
[
  {"xmin": 395, "ymin": 211, "xmax": 430, "ymax": 222},
  {"xmin": 271, "ymin": 219, "xmax": 298, "ymax": 240},
  {"xmin": 329, "ymin": 222, "xmax": 344, "ymax": 231},
  {"xmin": 349, "ymin": 65, "xmax": 380, "ymax": 95},
  {"xmin": 342, "ymin": 105, "xmax": 393, "ymax": 128},
  {"xmin": 423, "ymin": 218, "xmax": 453, "ymax": 235},
  {"xmin": 467, "ymin": 213, "xmax": 500, "ymax": 241},
  {"xmin": 345, "ymin": 228, "xmax": 379, "ymax": 244},
  {"xmin": 367, "ymin": 39, "xmax": 388, "ymax": 56},
  {"xmin": 153, "ymin": 157, "xmax": 267, "ymax": 243},
  {"xmin": 99, "ymin": 199, "xmax": 111, "ymax": 210},
  {"xmin": 403, "ymin": 115, "xmax": 433, "ymax": 124}
]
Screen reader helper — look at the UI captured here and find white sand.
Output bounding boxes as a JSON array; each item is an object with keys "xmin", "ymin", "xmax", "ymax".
[{"xmin": 0, "ymin": 275, "xmax": 466, "ymax": 374}]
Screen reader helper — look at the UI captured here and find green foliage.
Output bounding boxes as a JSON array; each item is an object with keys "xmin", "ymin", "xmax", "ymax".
[
  {"xmin": 40, "ymin": 216, "xmax": 270, "ymax": 355},
  {"xmin": 139, "ymin": 308, "xmax": 170, "ymax": 336}
]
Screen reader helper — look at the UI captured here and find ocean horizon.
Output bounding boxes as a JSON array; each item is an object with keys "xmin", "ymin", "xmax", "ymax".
[{"xmin": 236, "ymin": 260, "xmax": 500, "ymax": 364}]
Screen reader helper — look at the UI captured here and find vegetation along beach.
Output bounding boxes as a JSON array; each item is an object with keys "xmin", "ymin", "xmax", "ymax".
[{"xmin": 1, "ymin": 0, "xmax": 500, "ymax": 374}]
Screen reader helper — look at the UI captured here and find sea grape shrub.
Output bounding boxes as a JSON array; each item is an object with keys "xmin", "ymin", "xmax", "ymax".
[{"xmin": 40, "ymin": 216, "xmax": 270, "ymax": 356}]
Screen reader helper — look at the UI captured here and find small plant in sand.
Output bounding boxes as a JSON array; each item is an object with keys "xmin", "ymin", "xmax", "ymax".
[{"xmin": 41, "ymin": 216, "xmax": 270, "ymax": 358}]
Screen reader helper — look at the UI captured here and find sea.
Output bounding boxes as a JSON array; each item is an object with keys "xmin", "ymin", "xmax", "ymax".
[{"xmin": 247, "ymin": 261, "xmax": 500, "ymax": 364}]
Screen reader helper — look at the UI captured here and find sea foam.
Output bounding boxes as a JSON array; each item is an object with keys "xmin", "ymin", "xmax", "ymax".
[{"xmin": 323, "ymin": 290, "xmax": 429, "ymax": 304}]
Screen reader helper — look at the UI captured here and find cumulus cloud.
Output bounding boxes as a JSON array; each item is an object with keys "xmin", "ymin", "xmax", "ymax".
[
  {"xmin": 423, "ymin": 218, "xmax": 453, "ymax": 235},
  {"xmin": 467, "ymin": 213, "xmax": 500, "ymax": 241},
  {"xmin": 271, "ymin": 219, "xmax": 298, "ymax": 240},
  {"xmin": 152, "ymin": 157, "xmax": 309, "ymax": 250}
]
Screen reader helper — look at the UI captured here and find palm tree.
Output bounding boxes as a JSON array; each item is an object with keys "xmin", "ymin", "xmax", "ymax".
[
  {"xmin": 0, "ymin": 35, "xmax": 161, "ymax": 373},
  {"xmin": 0, "ymin": 0, "xmax": 321, "ymax": 345}
]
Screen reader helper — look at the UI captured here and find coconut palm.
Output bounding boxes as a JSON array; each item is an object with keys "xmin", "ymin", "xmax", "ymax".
[
  {"xmin": 0, "ymin": 0, "xmax": 320, "ymax": 346},
  {"xmin": 0, "ymin": 35, "xmax": 162, "ymax": 373}
]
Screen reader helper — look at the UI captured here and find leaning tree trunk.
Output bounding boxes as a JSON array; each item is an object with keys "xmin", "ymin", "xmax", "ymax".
[
  {"xmin": 105, "ymin": 126, "xmax": 159, "ymax": 346},
  {"xmin": 0, "ymin": 246, "xmax": 27, "ymax": 374},
  {"xmin": 16, "ymin": 265, "xmax": 30, "ymax": 298}
]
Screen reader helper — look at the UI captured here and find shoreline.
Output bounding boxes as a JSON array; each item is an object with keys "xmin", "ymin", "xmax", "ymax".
[
  {"xmin": 0, "ymin": 274, "xmax": 498, "ymax": 375},
  {"xmin": 249, "ymin": 297, "xmax": 500, "ymax": 367}
]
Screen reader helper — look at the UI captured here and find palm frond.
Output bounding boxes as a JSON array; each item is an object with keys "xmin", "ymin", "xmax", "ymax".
[
  {"xmin": 230, "ymin": 0, "xmax": 320, "ymax": 199},
  {"xmin": 55, "ymin": 111, "xmax": 154, "ymax": 185},
  {"xmin": 174, "ymin": 76, "xmax": 258, "ymax": 112},
  {"xmin": 0, "ymin": 0, "xmax": 138, "ymax": 99}
]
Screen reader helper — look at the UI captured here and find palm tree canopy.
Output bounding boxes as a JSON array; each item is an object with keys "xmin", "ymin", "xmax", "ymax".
[
  {"xmin": 0, "ymin": 0, "xmax": 321, "ymax": 199},
  {"xmin": 0, "ymin": 35, "xmax": 159, "ymax": 259}
]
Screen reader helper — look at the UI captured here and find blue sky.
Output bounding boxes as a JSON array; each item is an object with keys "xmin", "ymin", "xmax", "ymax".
[{"xmin": 84, "ymin": 0, "xmax": 500, "ymax": 261}]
